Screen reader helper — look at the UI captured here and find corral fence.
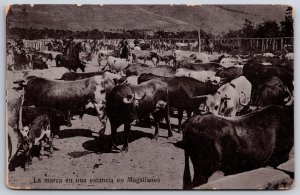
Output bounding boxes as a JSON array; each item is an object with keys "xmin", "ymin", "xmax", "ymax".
[{"xmin": 11, "ymin": 37, "xmax": 294, "ymax": 53}]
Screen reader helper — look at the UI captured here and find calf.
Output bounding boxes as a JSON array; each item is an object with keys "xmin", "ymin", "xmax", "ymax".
[
  {"xmin": 22, "ymin": 106, "xmax": 72, "ymax": 138},
  {"xmin": 20, "ymin": 115, "xmax": 53, "ymax": 171}
]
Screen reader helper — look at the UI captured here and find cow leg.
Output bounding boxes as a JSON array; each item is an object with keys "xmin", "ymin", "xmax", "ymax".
[
  {"xmin": 48, "ymin": 137, "xmax": 54, "ymax": 158},
  {"xmin": 122, "ymin": 123, "xmax": 131, "ymax": 152},
  {"xmin": 8, "ymin": 129, "xmax": 20, "ymax": 163},
  {"xmin": 183, "ymin": 151, "xmax": 193, "ymax": 190},
  {"xmin": 25, "ymin": 143, "xmax": 33, "ymax": 171},
  {"xmin": 152, "ymin": 122, "xmax": 159, "ymax": 140},
  {"xmin": 178, "ymin": 109, "xmax": 183, "ymax": 130},
  {"xmin": 164, "ymin": 111, "xmax": 173, "ymax": 138},
  {"xmin": 39, "ymin": 141, "xmax": 45, "ymax": 161},
  {"xmin": 93, "ymin": 103, "xmax": 107, "ymax": 135},
  {"xmin": 110, "ymin": 123, "xmax": 120, "ymax": 152},
  {"xmin": 189, "ymin": 155, "xmax": 211, "ymax": 188}
]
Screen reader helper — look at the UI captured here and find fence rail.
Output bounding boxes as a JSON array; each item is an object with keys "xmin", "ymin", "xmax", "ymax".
[{"xmin": 18, "ymin": 37, "xmax": 293, "ymax": 53}]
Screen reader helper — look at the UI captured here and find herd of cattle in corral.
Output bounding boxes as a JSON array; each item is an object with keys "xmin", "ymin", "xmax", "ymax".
[{"xmin": 7, "ymin": 38, "xmax": 294, "ymax": 189}]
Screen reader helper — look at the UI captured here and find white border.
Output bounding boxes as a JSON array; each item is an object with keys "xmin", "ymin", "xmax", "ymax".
[{"xmin": 0, "ymin": 1, "xmax": 298, "ymax": 195}]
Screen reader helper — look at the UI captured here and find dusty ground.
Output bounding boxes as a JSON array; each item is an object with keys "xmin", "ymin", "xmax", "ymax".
[{"xmin": 6, "ymin": 54, "xmax": 294, "ymax": 189}]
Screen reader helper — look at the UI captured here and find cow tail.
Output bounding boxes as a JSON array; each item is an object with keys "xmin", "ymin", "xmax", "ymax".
[
  {"xmin": 18, "ymin": 90, "xmax": 25, "ymax": 131},
  {"xmin": 183, "ymin": 151, "xmax": 193, "ymax": 190},
  {"xmin": 167, "ymin": 86, "xmax": 170, "ymax": 120}
]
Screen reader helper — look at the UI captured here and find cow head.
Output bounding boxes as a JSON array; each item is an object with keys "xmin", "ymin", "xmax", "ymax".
[
  {"xmin": 193, "ymin": 93, "xmax": 231, "ymax": 116},
  {"xmin": 50, "ymin": 109, "xmax": 72, "ymax": 127},
  {"xmin": 20, "ymin": 126, "xmax": 30, "ymax": 139},
  {"xmin": 123, "ymin": 92, "xmax": 146, "ymax": 105},
  {"xmin": 154, "ymin": 100, "xmax": 167, "ymax": 112}
]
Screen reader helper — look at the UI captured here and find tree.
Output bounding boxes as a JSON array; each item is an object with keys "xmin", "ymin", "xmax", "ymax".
[
  {"xmin": 255, "ymin": 20, "xmax": 280, "ymax": 38},
  {"xmin": 280, "ymin": 6, "xmax": 293, "ymax": 37},
  {"xmin": 241, "ymin": 19, "xmax": 255, "ymax": 38}
]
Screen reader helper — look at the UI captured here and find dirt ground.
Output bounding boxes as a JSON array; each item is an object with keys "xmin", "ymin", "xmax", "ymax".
[{"xmin": 6, "ymin": 55, "xmax": 294, "ymax": 189}]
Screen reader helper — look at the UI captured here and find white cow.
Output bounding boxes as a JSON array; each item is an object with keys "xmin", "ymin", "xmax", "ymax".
[
  {"xmin": 175, "ymin": 68, "xmax": 218, "ymax": 83},
  {"xmin": 285, "ymin": 53, "xmax": 294, "ymax": 60},
  {"xmin": 196, "ymin": 76, "xmax": 252, "ymax": 117},
  {"xmin": 123, "ymin": 76, "xmax": 139, "ymax": 85},
  {"xmin": 101, "ymin": 56, "xmax": 130, "ymax": 75}
]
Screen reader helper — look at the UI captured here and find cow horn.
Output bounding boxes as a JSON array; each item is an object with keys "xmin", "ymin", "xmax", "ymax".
[
  {"xmin": 238, "ymin": 98, "xmax": 248, "ymax": 106},
  {"xmin": 123, "ymin": 94, "xmax": 135, "ymax": 104},
  {"xmin": 192, "ymin": 95, "xmax": 207, "ymax": 100},
  {"xmin": 284, "ymin": 86, "xmax": 294, "ymax": 106}
]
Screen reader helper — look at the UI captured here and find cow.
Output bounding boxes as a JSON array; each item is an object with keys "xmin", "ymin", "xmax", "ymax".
[
  {"xmin": 253, "ymin": 76, "xmax": 293, "ymax": 107},
  {"xmin": 59, "ymin": 71, "xmax": 104, "ymax": 81},
  {"xmin": 125, "ymin": 63, "xmax": 175, "ymax": 77},
  {"xmin": 55, "ymin": 54, "xmax": 86, "ymax": 72},
  {"xmin": 243, "ymin": 60, "xmax": 293, "ymax": 91},
  {"xmin": 7, "ymin": 88, "xmax": 24, "ymax": 171},
  {"xmin": 215, "ymin": 67, "xmax": 243, "ymax": 82},
  {"xmin": 195, "ymin": 76, "xmax": 252, "ymax": 117},
  {"xmin": 22, "ymin": 106, "xmax": 72, "ymax": 138},
  {"xmin": 167, "ymin": 77, "xmax": 219, "ymax": 127},
  {"xmin": 32, "ymin": 59, "xmax": 48, "ymax": 70},
  {"xmin": 137, "ymin": 73, "xmax": 173, "ymax": 84},
  {"xmin": 17, "ymin": 75, "xmax": 118, "ymax": 135},
  {"xmin": 122, "ymin": 76, "xmax": 139, "ymax": 85},
  {"xmin": 131, "ymin": 50, "xmax": 159, "ymax": 66},
  {"xmin": 20, "ymin": 115, "xmax": 53, "ymax": 171},
  {"xmin": 177, "ymin": 62, "xmax": 223, "ymax": 72},
  {"xmin": 106, "ymin": 79, "xmax": 173, "ymax": 152},
  {"xmin": 32, "ymin": 51, "xmax": 54, "ymax": 62},
  {"xmin": 101, "ymin": 56, "xmax": 130, "ymax": 74},
  {"xmin": 23, "ymin": 67, "xmax": 70, "ymax": 81},
  {"xmin": 177, "ymin": 105, "xmax": 293, "ymax": 189},
  {"xmin": 175, "ymin": 68, "xmax": 220, "ymax": 84}
]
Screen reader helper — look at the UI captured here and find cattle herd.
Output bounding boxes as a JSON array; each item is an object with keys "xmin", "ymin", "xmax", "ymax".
[{"xmin": 6, "ymin": 38, "xmax": 294, "ymax": 189}]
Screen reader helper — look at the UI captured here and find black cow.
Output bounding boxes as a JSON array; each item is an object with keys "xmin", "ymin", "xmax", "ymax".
[
  {"xmin": 167, "ymin": 77, "xmax": 219, "ymax": 127},
  {"xmin": 22, "ymin": 106, "xmax": 72, "ymax": 138},
  {"xmin": 59, "ymin": 71, "xmax": 104, "ymax": 81},
  {"xmin": 216, "ymin": 67, "xmax": 243, "ymax": 82},
  {"xmin": 243, "ymin": 60, "xmax": 293, "ymax": 91},
  {"xmin": 178, "ymin": 105, "xmax": 293, "ymax": 189},
  {"xmin": 177, "ymin": 62, "xmax": 223, "ymax": 72},
  {"xmin": 18, "ymin": 75, "xmax": 116, "ymax": 135},
  {"xmin": 137, "ymin": 73, "xmax": 173, "ymax": 84},
  {"xmin": 55, "ymin": 54, "xmax": 86, "ymax": 72},
  {"xmin": 253, "ymin": 76, "xmax": 293, "ymax": 107},
  {"xmin": 32, "ymin": 59, "xmax": 48, "ymax": 70},
  {"xmin": 106, "ymin": 80, "xmax": 172, "ymax": 152}
]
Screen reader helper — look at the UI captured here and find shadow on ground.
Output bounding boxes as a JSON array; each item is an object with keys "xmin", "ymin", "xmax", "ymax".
[{"xmin": 82, "ymin": 129, "xmax": 153, "ymax": 154}]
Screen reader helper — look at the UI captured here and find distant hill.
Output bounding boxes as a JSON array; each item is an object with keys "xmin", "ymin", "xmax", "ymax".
[{"xmin": 6, "ymin": 4, "xmax": 289, "ymax": 34}]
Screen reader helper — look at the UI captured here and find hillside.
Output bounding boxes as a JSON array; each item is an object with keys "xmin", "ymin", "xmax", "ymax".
[{"xmin": 6, "ymin": 4, "xmax": 289, "ymax": 34}]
